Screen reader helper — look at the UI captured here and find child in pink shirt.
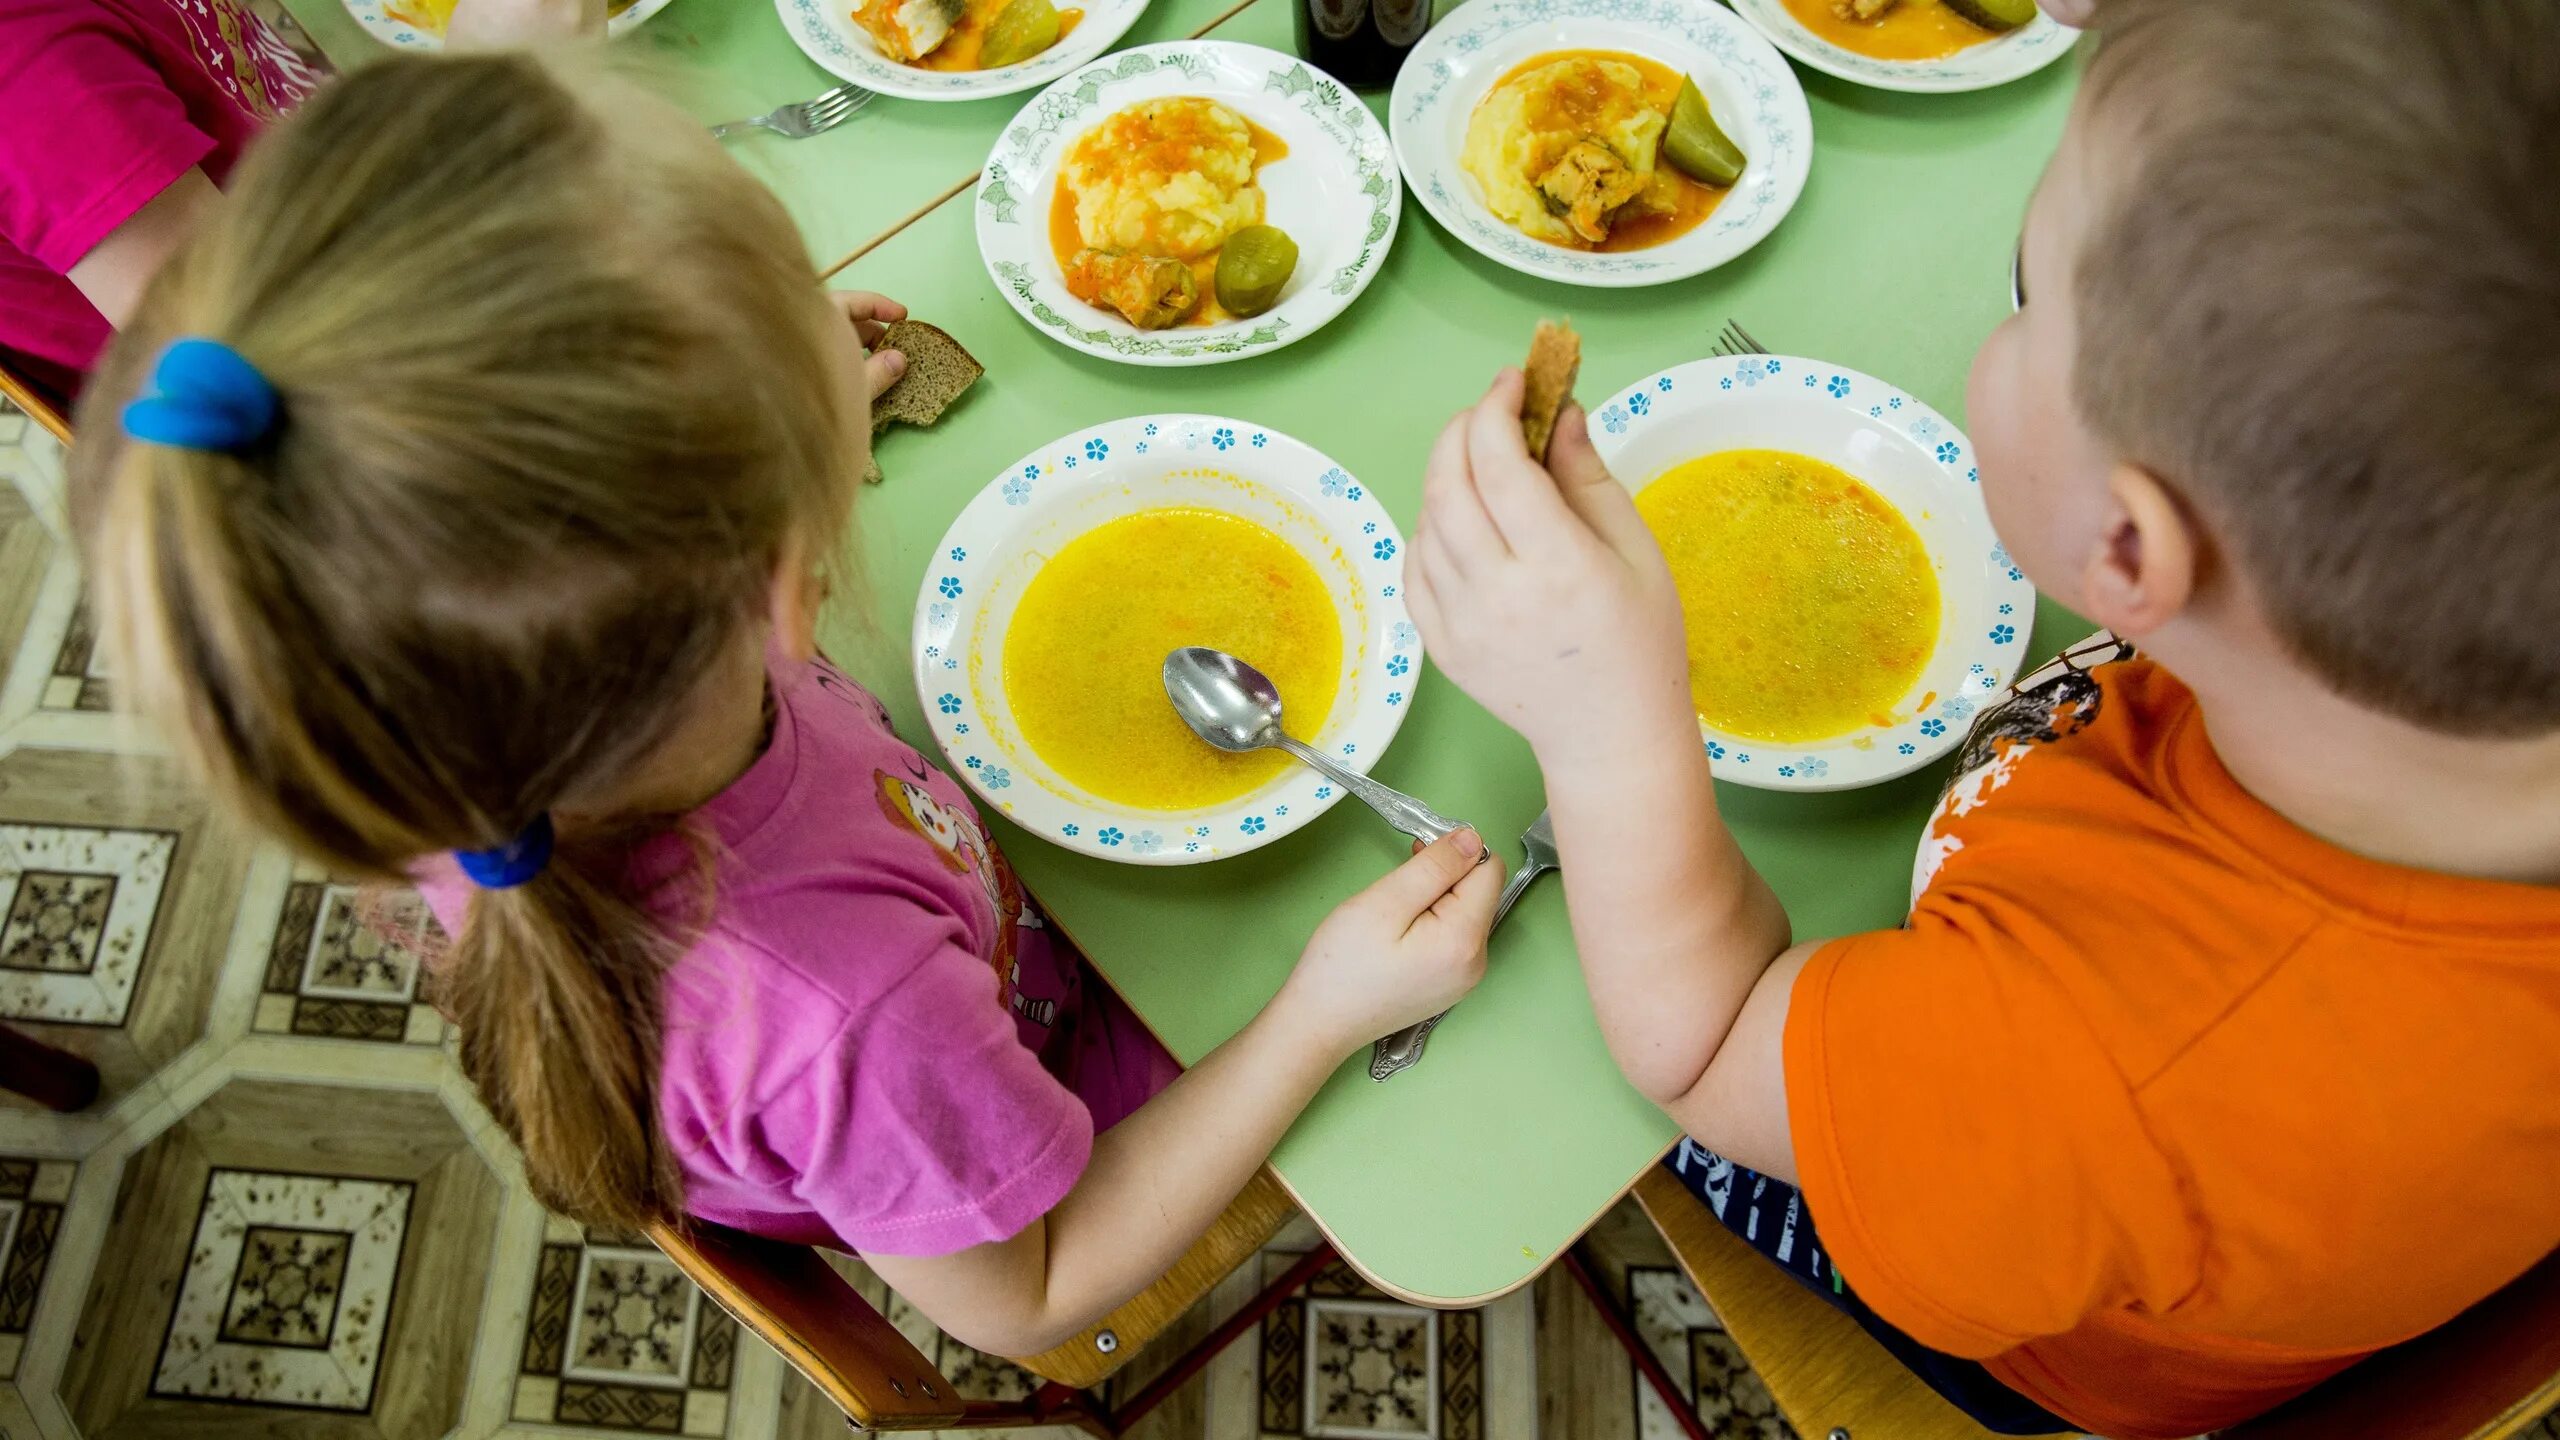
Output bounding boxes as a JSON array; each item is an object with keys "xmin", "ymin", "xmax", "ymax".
[
  {"xmin": 68, "ymin": 48, "xmax": 1499, "ymax": 1358},
  {"xmin": 0, "ymin": 0, "xmax": 317, "ymax": 394},
  {"xmin": 0, "ymin": 0, "xmax": 591, "ymax": 403}
]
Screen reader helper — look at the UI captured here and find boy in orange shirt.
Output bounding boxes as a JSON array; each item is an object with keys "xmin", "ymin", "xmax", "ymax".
[{"xmin": 1404, "ymin": 1, "xmax": 2560, "ymax": 1435}]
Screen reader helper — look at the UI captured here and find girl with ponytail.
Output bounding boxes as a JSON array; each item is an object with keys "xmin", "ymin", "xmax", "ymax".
[{"xmin": 72, "ymin": 49, "xmax": 1500, "ymax": 1356}]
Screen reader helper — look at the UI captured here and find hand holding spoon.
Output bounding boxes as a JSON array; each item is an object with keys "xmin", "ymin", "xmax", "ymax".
[{"xmin": 1161, "ymin": 646, "xmax": 1471, "ymax": 847}]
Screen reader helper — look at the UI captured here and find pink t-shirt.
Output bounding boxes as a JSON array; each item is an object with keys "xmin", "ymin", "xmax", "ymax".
[
  {"xmin": 421, "ymin": 655, "xmax": 1180, "ymax": 1256},
  {"xmin": 0, "ymin": 0, "xmax": 320, "ymax": 377}
]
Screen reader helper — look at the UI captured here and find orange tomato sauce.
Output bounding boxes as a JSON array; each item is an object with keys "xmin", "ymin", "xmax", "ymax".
[
  {"xmin": 914, "ymin": 0, "xmax": 1085, "ymax": 71},
  {"xmin": 1779, "ymin": 0, "xmax": 1999, "ymax": 61},
  {"xmin": 1047, "ymin": 116, "xmax": 1290, "ymax": 328},
  {"xmin": 1489, "ymin": 49, "xmax": 1727, "ymax": 254}
]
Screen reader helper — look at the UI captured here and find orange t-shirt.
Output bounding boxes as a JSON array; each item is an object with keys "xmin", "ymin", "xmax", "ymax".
[{"xmin": 1783, "ymin": 642, "xmax": 2560, "ymax": 1440}]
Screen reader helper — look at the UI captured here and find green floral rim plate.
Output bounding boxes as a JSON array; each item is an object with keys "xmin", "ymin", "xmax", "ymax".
[{"xmin": 974, "ymin": 41, "xmax": 1402, "ymax": 367}]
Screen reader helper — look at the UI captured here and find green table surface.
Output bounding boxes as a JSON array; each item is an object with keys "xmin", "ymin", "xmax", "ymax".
[
  {"xmin": 304, "ymin": 0, "xmax": 2089, "ymax": 1304},
  {"xmin": 282, "ymin": 0, "xmax": 1256, "ymax": 269},
  {"xmin": 818, "ymin": 0, "xmax": 2086, "ymax": 1304}
]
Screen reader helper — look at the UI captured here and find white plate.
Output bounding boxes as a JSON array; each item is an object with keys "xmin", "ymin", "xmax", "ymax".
[
  {"xmin": 1389, "ymin": 0, "xmax": 1811, "ymax": 289},
  {"xmin": 341, "ymin": 0, "xmax": 675, "ymax": 48},
  {"xmin": 976, "ymin": 43, "xmax": 1400, "ymax": 366},
  {"xmin": 776, "ymin": 0, "xmax": 1149, "ymax": 102},
  {"xmin": 913, "ymin": 415, "xmax": 1420, "ymax": 864},
  {"xmin": 1729, "ymin": 0, "xmax": 2077, "ymax": 93},
  {"xmin": 1593, "ymin": 355, "xmax": 2036, "ymax": 791}
]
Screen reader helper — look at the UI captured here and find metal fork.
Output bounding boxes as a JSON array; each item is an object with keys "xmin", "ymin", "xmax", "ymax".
[
  {"xmin": 1369, "ymin": 809, "xmax": 1561, "ymax": 1081},
  {"xmin": 1712, "ymin": 319, "xmax": 1770, "ymax": 357},
  {"xmin": 709, "ymin": 83, "xmax": 875, "ymax": 141}
]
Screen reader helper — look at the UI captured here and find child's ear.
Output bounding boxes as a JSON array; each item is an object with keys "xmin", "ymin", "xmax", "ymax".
[
  {"xmin": 2078, "ymin": 462, "xmax": 2199, "ymax": 638},
  {"xmin": 767, "ymin": 534, "xmax": 822, "ymax": 665}
]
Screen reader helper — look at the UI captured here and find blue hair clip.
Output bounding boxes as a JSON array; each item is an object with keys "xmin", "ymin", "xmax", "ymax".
[
  {"xmin": 456, "ymin": 813, "xmax": 555, "ymax": 890},
  {"xmin": 121, "ymin": 337, "xmax": 281, "ymax": 453}
]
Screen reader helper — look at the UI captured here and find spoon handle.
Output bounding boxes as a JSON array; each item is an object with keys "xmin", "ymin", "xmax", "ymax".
[{"xmin": 1274, "ymin": 736, "xmax": 1467, "ymax": 845}]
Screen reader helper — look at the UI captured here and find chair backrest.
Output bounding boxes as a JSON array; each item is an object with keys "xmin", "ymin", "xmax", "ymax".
[
  {"xmin": 645, "ymin": 1218, "xmax": 965, "ymax": 1432},
  {"xmin": 2223, "ymin": 1250, "xmax": 2560, "ymax": 1440},
  {"xmin": 0, "ymin": 358, "xmax": 72, "ymax": 444}
]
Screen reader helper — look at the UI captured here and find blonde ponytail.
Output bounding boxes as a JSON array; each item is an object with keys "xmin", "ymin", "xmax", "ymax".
[{"xmin": 70, "ymin": 49, "xmax": 860, "ymax": 1228}]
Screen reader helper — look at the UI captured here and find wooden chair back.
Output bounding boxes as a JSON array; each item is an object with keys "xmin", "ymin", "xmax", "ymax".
[
  {"xmin": 647, "ymin": 1168, "xmax": 1299, "ymax": 1430},
  {"xmin": 2223, "ymin": 1249, "xmax": 2560, "ymax": 1440},
  {"xmin": 1634, "ymin": 1169, "xmax": 2560, "ymax": 1440},
  {"xmin": 1631, "ymin": 1167, "xmax": 2058, "ymax": 1440},
  {"xmin": 0, "ymin": 358, "xmax": 72, "ymax": 444},
  {"xmin": 646, "ymin": 1217, "xmax": 965, "ymax": 1431}
]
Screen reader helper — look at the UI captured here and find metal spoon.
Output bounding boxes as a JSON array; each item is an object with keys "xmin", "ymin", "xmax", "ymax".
[{"xmin": 1162, "ymin": 646, "xmax": 1471, "ymax": 847}]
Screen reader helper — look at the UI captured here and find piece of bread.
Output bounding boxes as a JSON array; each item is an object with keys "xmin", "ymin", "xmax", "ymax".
[
  {"xmin": 865, "ymin": 320, "xmax": 984, "ymax": 483},
  {"xmin": 1521, "ymin": 320, "xmax": 1581, "ymax": 462}
]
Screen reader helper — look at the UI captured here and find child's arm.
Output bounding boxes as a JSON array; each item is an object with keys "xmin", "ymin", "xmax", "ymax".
[
  {"xmin": 867, "ymin": 830, "xmax": 1502, "ymax": 1357},
  {"xmin": 1403, "ymin": 374, "xmax": 1809, "ymax": 1179}
]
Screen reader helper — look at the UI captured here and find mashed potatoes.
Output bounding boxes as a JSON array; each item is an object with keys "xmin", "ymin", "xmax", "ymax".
[
  {"xmin": 1061, "ymin": 98, "xmax": 1267, "ymax": 262},
  {"xmin": 1463, "ymin": 54, "xmax": 1669, "ymax": 248}
]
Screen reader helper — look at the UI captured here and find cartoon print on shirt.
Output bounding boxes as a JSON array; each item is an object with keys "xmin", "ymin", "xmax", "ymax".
[
  {"xmin": 182, "ymin": 0, "xmax": 319, "ymax": 121},
  {"xmin": 873, "ymin": 769, "xmax": 1057, "ymax": 1027},
  {"xmin": 1911, "ymin": 632, "xmax": 2133, "ymax": 902}
]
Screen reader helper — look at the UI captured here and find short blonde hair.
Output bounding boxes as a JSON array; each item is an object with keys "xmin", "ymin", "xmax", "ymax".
[
  {"xmin": 72, "ymin": 50, "xmax": 859, "ymax": 1228},
  {"xmin": 2074, "ymin": 0, "xmax": 2560, "ymax": 735}
]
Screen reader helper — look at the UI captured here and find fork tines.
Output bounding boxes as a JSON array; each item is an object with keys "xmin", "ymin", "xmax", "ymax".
[
  {"xmin": 1712, "ymin": 320, "xmax": 1769, "ymax": 358},
  {"xmin": 803, "ymin": 84, "xmax": 874, "ymax": 125}
]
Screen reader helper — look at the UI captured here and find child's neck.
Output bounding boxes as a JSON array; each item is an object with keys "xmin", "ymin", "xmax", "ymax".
[
  {"xmin": 572, "ymin": 636, "xmax": 775, "ymax": 824},
  {"xmin": 2173, "ymin": 641, "xmax": 2560, "ymax": 887}
]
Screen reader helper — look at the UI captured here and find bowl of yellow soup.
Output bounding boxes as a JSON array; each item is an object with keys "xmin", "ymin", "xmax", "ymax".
[
  {"xmin": 1591, "ymin": 355, "xmax": 2036, "ymax": 790},
  {"xmin": 914, "ymin": 415, "xmax": 1419, "ymax": 862}
]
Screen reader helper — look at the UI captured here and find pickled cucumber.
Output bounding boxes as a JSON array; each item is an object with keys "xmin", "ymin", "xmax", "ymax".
[
  {"xmin": 1662, "ymin": 78, "xmax": 1745, "ymax": 188},
  {"xmin": 978, "ymin": 0, "xmax": 1062, "ymax": 69},
  {"xmin": 1943, "ymin": 0, "xmax": 2036, "ymax": 31},
  {"xmin": 1214, "ymin": 226, "xmax": 1299, "ymax": 318}
]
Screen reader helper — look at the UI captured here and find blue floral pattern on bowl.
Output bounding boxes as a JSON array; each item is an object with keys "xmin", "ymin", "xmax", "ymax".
[
  {"xmin": 1590, "ymin": 353, "xmax": 2039, "ymax": 791},
  {"xmin": 913, "ymin": 413, "xmax": 1421, "ymax": 863}
]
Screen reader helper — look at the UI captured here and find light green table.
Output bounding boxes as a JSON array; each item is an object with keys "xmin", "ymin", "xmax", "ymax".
[{"xmin": 817, "ymin": 0, "xmax": 2087, "ymax": 1305}]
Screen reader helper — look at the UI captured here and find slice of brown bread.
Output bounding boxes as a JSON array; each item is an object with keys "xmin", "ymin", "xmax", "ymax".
[
  {"xmin": 865, "ymin": 320, "xmax": 984, "ymax": 483},
  {"xmin": 1521, "ymin": 319, "xmax": 1581, "ymax": 462}
]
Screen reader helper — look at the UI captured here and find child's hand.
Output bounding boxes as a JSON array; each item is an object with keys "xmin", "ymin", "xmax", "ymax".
[
  {"xmin": 1404, "ymin": 372, "xmax": 1697, "ymax": 770},
  {"xmin": 828, "ymin": 290, "xmax": 911, "ymax": 398},
  {"xmin": 1277, "ymin": 830, "xmax": 1502, "ymax": 1053},
  {"xmin": 446, "ymin": 0, "xmax": 605, "ymax": 44},
  {"xmin": 2037, "ymin": 0, "xmax": 2095, "ymax": 26}
]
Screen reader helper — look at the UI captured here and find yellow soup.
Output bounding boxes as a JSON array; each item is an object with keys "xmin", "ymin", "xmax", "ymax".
[
  {"xmin": 1002, "ymin": 506, "xmax": 1344, "ymax": 810},
  {"xmin": 1636, "ymin": 450, "xmax": 1940, "ymax": 743}
]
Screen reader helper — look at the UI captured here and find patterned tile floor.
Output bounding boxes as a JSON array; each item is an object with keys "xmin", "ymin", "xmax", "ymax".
[{"xmin": 1, "ymin": 395, "xmax": 2548, "ymax": 1440}]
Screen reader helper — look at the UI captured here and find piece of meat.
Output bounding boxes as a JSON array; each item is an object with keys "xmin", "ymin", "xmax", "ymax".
[
  {"xmin": 1832, "ymin": 0, "xmax": 1899, "ymax": 19},
  {"xmin": 1064, "ymin": 249, "xmax": 1202, "ymax": 329},
  {"xmin": 852, "ymin": 0, "xmax": 965, "ymax": 62},
  {"xmin": 1536, "ymin": 141, "xmax": 1650, "ymax": 245}
]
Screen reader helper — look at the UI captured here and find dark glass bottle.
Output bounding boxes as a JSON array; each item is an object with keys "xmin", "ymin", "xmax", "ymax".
[{"xmin": 1294, "ymin": 0, "xmax": 1433, "ymax": 90}]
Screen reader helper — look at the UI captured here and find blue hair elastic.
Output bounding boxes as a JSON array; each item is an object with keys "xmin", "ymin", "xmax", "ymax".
[
  {"xmin": 120, "ymin": 337, "xmax": 281, "ymax": 453},
  {"xmin": 456, "ymin": 814, "xmax": 555, "ymax": 890}
]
